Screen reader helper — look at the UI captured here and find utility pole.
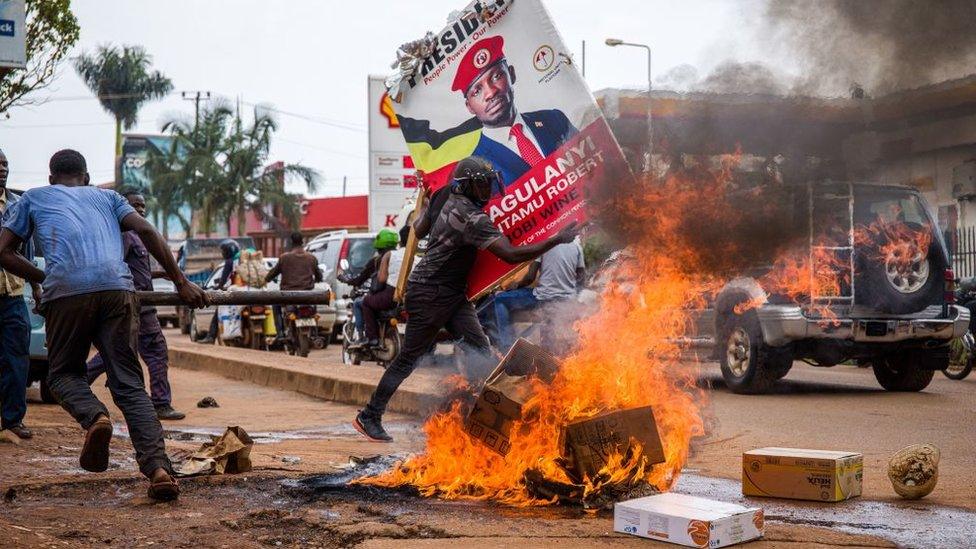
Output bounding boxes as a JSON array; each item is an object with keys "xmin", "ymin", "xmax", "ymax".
[
  {"xmin": 342, "ymin": 176, "xmax": 347, "ymax": 197},
  {"xmin": 581, "ymin": 40, "xmax": 586, "ymax": 78},
  {"xmin": 181, "ymin": 91, "xmax": 211, "ymax": 131}
]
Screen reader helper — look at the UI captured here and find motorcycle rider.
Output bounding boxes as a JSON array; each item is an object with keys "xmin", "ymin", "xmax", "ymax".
[
  {"xmin": 339, "ymin": 229, "xmax": 399, "ymax": 347},
  {"xmin": 353, "ymin": 156, "xmax": 578, "ymax": 442},
  {"xmin": 265, "ymin": 232, "xmax": 323, "ymax": 344}
]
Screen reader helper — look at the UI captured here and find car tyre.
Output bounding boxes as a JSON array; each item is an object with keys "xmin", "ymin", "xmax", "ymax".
[
  {"xmin": 855, "ymin": 222, "xmax": 942, "ymax": 314},
  {"xmin": 872, "ymin": 353, "xmax": 937, "ymax": 391},
  {"xmin": 719, "ymin": 309, "xmax": 793, "ymax": 394}
]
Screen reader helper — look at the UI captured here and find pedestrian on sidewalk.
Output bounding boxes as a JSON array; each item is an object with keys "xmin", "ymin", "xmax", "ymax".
[
  {"xmin": 0, "ymin": 149, "xmax": 209, "ymax": 501},
  {"xmin": 86, "ymin": 191, "xmax": 186, "ymax": 421},
  {"xmin": 0, "ymin": 148, "xmax": 35, "ymax": 441},
  {"xmin": 353, "ymin": 156, "xmax": 578, "ymax": 442}
]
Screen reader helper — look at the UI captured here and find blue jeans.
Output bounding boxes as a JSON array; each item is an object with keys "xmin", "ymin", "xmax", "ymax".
[
  {"xmin": 352, "ymin": 297, "xmax": 365, "ymax": 339},
  {"xmin": 493, "ymin": 287, "xmax": 539, "ymax": 352},
  {"xmin": 0, "ymin": 295, "xmax": 30, "ymax": 429}
]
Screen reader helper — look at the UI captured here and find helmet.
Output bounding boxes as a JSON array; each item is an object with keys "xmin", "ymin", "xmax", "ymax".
[
  {"xmin": 219, "ymin": 239, "xmax": 240, "ymax": 260},
  {"xmin": 452, "ymin": 156, "xmax": 501, "ymax": 207},
  {"xmin": 373, "ymin": 229, "xmax": 399, "ymax": 250}
]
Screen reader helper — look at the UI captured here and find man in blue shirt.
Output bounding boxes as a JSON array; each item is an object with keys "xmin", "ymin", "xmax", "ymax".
[{"xmin": 0, "ymin": 149, "xmax": 208, "ymax": 501}]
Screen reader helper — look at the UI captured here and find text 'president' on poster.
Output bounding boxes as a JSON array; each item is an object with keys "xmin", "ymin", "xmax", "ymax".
[{"xmin": 389, "ymin": 0, "xmax": 630, "ymax": 299}]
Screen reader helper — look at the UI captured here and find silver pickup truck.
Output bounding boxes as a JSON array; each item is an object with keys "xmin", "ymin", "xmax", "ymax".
[{"xmin": 704, "ymin": 182, "xmax": 969, "ymax": 393}]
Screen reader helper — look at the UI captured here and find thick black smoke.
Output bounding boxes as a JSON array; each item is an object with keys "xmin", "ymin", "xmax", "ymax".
[{"xmin": 764, "ymin": 0, "xmax": 976, "ymax": 96}]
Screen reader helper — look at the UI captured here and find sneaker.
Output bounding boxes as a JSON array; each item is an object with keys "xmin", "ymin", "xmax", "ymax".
[
  {"xmin": 353, "ymin": 410, "xmax": 393, "ymax": 442},
  {"xmin": 5, "ymin": 424, "xmax": 33, "ymax": 440},
  {"xmin": 155, "ymin": 405, "xmax": 186, "ymax": 421},
  {"xmin": 80, "ymin": 415, "xmax": 113, "ymax": 472},
  {"xmin": 147, "ymin": 468, "xmax": 180, "ymax": 501}
]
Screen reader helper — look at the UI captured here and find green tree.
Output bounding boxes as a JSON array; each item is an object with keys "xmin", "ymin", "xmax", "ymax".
[
  {"xmin": 221, "ymin": 106, "xmax": 319, "ymax": 236},
  {"xmin": 0, "ymin": 0, "xmax": 80, "ymax": 112},
  {"xmin": 74, "ymin": 44, "xmax": 173, "ymax": 160},
  {"xmin": 150, "ymin": 101, "xmax": 318, "ymax": 239}
]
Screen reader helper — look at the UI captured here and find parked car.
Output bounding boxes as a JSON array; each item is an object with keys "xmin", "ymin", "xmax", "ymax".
[
  {"xmin": 305, "ymin": 230, "xmax": 377, "ymax": 338},
  {"xmin": 698, "ymin": 182, "xmax": 969, "ymax": 393},
  {"xmin": 152, "ymin": 278, "xmax": 180, "ymax": 328},
  {"xmin": 188, "ymin": 259, "xmax": 336, "ymax": 345},
  {"xmin": 21, "ymin": 259, "xmax": 56, "ymax": 403}
]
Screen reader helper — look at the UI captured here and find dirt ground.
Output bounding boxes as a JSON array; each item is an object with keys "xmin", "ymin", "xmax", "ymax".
[{"xmin": 1, "ymin": 332, "xmax": 972, "ymax": 547}]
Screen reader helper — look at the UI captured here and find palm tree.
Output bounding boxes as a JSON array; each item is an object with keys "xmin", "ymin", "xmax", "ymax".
[
  {"xmin": 221, "ymin": 106, "xmax": 319, "ymax": 236},
  {"xmin": 74, "ymin": 45, "xmax": 173, "ymax": 164},
  {"xmin": 150, "ymin": 101, "xmax": 319, "ymax": 239}
]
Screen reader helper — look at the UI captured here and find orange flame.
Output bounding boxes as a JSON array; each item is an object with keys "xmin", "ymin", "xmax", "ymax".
[{"xmin": 354, "ymin": 160, "xmax": 752, "ymax": 506}]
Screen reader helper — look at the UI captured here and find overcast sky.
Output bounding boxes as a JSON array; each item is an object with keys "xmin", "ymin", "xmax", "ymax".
[{"xmin": 1, "ymin": 0, "xmax": 774, "ymax": 194}]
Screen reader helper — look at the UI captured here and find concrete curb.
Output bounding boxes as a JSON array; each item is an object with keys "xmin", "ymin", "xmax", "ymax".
[{"xmin": 168, "ymin": 347, "xmax": 442, "ymax": 417}]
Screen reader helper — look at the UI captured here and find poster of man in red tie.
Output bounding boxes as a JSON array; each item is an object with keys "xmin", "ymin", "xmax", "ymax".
[{"xmin": 391, "ymin": 0, "xmax": 630, "ymax": 300}]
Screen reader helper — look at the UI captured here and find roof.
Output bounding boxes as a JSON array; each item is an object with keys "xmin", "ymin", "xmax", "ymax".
[{"xmin": 301, "ymin": 195, "xmax": 368, "ymax": 230}]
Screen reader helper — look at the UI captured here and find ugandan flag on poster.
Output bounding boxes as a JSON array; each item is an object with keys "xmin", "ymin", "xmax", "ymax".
[{"xmin": 397, "ymin": 115, "xmax": 482, "ymax": 193}]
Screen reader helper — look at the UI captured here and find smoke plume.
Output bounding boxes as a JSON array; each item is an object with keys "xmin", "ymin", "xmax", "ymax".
[{"xmin": 763, "ymin": 0, "xmax": 976, "ymax": 96}]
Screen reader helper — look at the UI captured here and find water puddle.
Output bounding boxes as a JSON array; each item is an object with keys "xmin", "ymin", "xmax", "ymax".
[{"xmin": 675, "ymin": 472, "xmax": 976, "ymax": 548}]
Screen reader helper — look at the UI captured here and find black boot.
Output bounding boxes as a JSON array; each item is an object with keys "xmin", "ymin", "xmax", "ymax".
[{"xmin": 353, "ymin": 410, "xmax": 392, "ymax": 442}]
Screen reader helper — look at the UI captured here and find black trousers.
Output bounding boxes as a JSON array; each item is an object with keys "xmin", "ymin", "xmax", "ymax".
[
  {"xmin": 365, "ymin": 282, "xmax": 492, "ymax": 417},
  {"xmin": 45, "ymin": 290, "xmax": 172, "ymax": 478}
]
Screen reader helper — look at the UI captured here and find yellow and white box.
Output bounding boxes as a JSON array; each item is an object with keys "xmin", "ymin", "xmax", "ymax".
[
  {"xmin": 742, "ymin": 447, "xmax": 863, "ymax": 502},
  {"xmin": 614, "ymin": 493, "xmax": 764, "ymax": 548}
]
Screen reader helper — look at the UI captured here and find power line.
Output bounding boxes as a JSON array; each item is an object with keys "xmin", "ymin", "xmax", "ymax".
[
  {"xmin": 0, "ymin": 121, "xmax": 114, "ymax": 128},
  {"xmin": 276, "ymin": 137, "xmax": 366, "ymax": 159},
  {"xmin": 239, "ymin": 100, "xmax": 366, "ymax": 132}
]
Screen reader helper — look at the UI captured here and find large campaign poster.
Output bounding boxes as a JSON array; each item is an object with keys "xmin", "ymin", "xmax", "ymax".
[
  {"xmin": 390, "ymin": 0, "xmax": 629, "ymax": 299},
  {"xmin": 368, "ymin": 75, "xmax": 418, "ymax": 232},
  {"xmin": 0, "ymin": 0, "xmax": 26, "ymax": 69}
]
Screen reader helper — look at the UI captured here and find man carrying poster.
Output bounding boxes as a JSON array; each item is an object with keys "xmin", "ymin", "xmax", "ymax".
[
  {"xmin": 391, "ymin": 0, "xmax": 630, "ymax": 302},
  {"xmin": 354, "ymin": 156, "xmax": 578, "ymax": 442},
  {"xmin": 453, "ymin": 35, "xmax": 578, "ymax": 189}
]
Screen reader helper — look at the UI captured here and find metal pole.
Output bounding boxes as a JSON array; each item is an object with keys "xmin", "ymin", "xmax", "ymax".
[
  {"xmin": 342, "ymin": 175, "xmax": 347, "ymax": 197},
  {"xmin": 137, "ymin": 290, "xmax": 332, "ymax": 306},
  {"xmin": 581, "ymin": 40, "xmax": 586, "ymax": 78},
  {"xmin": 645, "ymin": 45, "xmax": 652, "ymax": 162}
]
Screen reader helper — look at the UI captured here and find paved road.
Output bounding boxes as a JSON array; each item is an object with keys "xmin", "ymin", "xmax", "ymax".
[{"xmin": 1, "ymin": 329, "xmax": 971, "ymax": 547}]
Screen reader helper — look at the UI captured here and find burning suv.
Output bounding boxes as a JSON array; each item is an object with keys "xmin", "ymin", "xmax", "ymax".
[{"xmin": 707, "ymin": 182, "xmax": 969, "ymax": 393}]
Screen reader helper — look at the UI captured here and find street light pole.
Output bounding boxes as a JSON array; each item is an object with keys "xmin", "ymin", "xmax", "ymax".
[{"xmin": 605, "ymin": 39, "xmax": 652, "ymax": 171}]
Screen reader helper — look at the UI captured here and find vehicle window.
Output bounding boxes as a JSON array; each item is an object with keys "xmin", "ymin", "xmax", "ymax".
[
  {"xmin": 855, "ymin": 191, "xmax": 930, "ymax": 227},
  {"xmin": 347, "ymin": 238, "xmax": 375, "ymax": 273},
  {"xmin": 315, "ymin": 240, "xmax": 340, "ymax": 273}
]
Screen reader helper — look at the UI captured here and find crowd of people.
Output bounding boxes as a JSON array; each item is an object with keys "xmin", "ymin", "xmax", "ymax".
[{"xmin": 0, "ymin": 149, "xmax": 581, "ymax": 499}]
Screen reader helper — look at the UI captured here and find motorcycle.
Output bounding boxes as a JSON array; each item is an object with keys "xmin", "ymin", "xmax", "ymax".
[
  {"xmin": 285, "ymin": 304, "xmax": 318, "ymax": 357},
  {"xmin": 240, "ymin": 305, "xmax": 268, "ymax": 350},
  {"xmin": 341, "ymin": 287, "xmax": 403, "ymax": 367},
  {"xmin": 945, "ymin": 277, "xmax": 976, "ymax": 380}
]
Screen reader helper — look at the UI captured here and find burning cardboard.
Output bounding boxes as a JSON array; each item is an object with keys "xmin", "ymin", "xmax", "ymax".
[
  {"xmin": 464, "ymin": 338, "xmax": 559, "ymax": 455},
  {"xmin": 561, "ymin": 406, "xmax": 666, "ymax": 482}
]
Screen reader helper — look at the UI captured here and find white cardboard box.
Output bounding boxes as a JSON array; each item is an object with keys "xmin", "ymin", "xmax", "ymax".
[{"xmin": 614, "ymin": 493, "xmax": 764, "ymax": 548}]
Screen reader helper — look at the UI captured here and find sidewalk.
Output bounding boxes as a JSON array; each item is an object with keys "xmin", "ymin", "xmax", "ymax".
[{"xmin": 166, "ymin": 334, "xmax": 447, "ymax": 417}]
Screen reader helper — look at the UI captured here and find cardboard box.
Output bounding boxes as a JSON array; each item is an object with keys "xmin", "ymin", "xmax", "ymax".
[
  {"xmin": 742, "ymin": 447, "xmax": 862, "ymax": 502},
  {"xmin": 561, "ymin": 406, "xmax": 666, "ymax": 481},
  {"xmin": 614, "ymin": 493, "xmax": 764, "ymax": 548},
  {"xmin": 464, "ymin": 339, "xmax": 559, "ymax": 455}
]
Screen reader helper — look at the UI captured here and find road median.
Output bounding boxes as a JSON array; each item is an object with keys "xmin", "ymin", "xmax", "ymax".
[{"xmin": 166, "ymin": 337, "xmax": 443, "ymax": 417}]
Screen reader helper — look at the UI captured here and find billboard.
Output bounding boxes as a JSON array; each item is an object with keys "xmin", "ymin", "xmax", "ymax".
[
  {"xmin": 0, "ymin": 0, "xmax": 26, "ymax": 69},
  {"xmin": 368, "ymin": 75, "xmax": 417, "ymax": 231},
  {"xmin": 389, "ymin": 0, "xmax": 629, "ymax": 299},
  {"xmin": 121, "ymin": 134, "xmax": 192, "ymax": 241}
]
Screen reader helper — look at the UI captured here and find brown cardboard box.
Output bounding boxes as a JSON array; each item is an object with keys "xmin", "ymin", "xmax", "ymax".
[
  {"xmin": 742, "ymin": 447, "xmax": 863, "ymax": 502},
  {"xmin": 464, "ymin": 339, "xmax": 559, "ymax": 455},
  {"xmin": 562, "ymin": 406, "xmax": 666, "ymax": 481}
]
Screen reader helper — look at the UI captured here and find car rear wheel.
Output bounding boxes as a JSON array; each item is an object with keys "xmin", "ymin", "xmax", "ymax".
[
  {"xmin": 872, "ymin": 353, "xmax": 937, "ymax": 391},
  {"xmin": 856, "ymin": 222, "xmax": 942, "ymax": 314},
  {"xmin": 719, "ymin": 310, "xmax": 793, "ymax": 394}
]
